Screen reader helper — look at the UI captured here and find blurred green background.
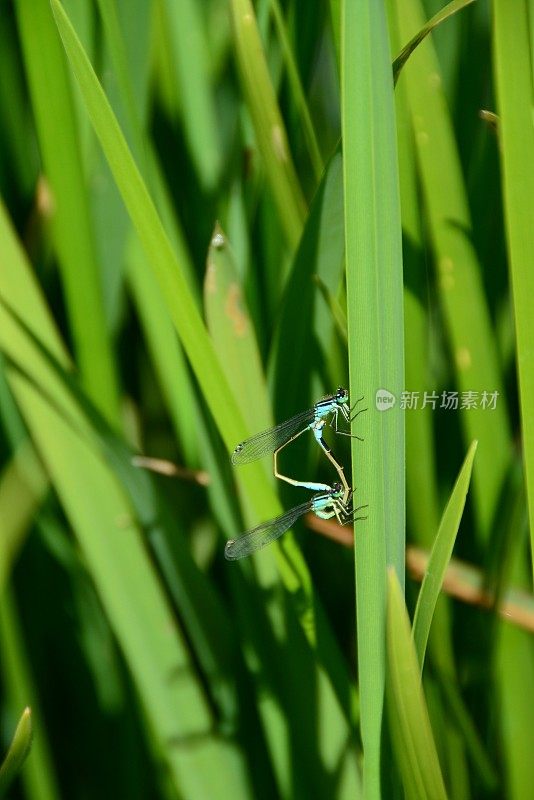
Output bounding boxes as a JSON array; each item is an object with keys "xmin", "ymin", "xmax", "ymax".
[{"xmin": 1, "ymin": 0, "xmax": 533, "ymax": 798}]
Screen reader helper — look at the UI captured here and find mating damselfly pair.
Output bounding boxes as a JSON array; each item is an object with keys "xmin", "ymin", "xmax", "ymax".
[{"xmin": 225, "ymin": 388, "xmax": 367, "ymax": 560}]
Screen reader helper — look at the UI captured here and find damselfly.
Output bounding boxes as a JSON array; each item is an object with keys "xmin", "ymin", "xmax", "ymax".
[
  {"xmin": 231, "ymin": 387, "xmax": 366, "ymax": 504},
  {"xmin": 224, "ymin": 482, "xmax": 367, "ymax": 560}
]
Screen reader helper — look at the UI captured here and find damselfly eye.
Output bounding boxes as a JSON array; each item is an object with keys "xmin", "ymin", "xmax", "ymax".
[
  {"xmin": 332, "ymin": 482, "xmax": 342, "ymax": 493},
  {"xmin": 336, "ymin": 387, "xmax": 348, "ymax": 402}
]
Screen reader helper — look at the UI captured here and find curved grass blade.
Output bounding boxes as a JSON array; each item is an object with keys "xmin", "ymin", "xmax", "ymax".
[
  {"xmin": 412, "ymin": 441, "xmax": 478, "ymax": 669},
  {"xmin": 392, "ymin": 0, "xmax": 476, "ymax": 85}
]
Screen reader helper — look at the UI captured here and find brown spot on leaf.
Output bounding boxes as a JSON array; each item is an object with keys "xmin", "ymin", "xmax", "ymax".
[{"xmin": 225, "ymin": 283, "xmax": 248, "ymax": 336}]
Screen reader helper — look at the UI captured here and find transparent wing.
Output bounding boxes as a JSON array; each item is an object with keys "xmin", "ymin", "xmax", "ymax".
[
  {"xmin": 231, "ymin": 407, "xmax": 315, "ymax": 465},
  {"xmin": 224, "ymin": 500, "xmax": 312, "ymax": 560}
]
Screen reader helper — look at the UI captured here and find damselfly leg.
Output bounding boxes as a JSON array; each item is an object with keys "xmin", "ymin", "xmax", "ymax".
[
  {"xmin": 330, "ymin": 396, "xmax": 367, "ymax": 441},
  {"xmin": 312, "ymin": 420, "xmax": 351, "ymax": 505}
]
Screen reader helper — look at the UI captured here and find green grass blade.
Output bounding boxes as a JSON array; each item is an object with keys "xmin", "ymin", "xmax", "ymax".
[
  {"xmin": 393, "ymin": 0, "xmax": 512, "ymax": 539},
  {"xmin": 493, "ymin": 0, "xmax": 534, "ymax": 574},
  {"xmin": 392, "ymin": 0, "xmax": 476, "ymax": 85},
  {"xmin": 14, "ymin": 0, "xmax": 120, "ymax": 423},
  {"xmin": 386, "ymin": 570, "xmax": 448, "ymax": 800},
  {"xmin": 342, "ymin": 2, "xmax": 405, "ymax": 796},
  {"xmin": 230, "ymin": 0, "xmax": 306, "ymax": 250},
  {"xmin": 0, "ymin": 707, "xmax": 33, "ymax": 798},
  {"xmin": 413, "ymin": 441, "xmax": 478, "ymax": 669}
]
